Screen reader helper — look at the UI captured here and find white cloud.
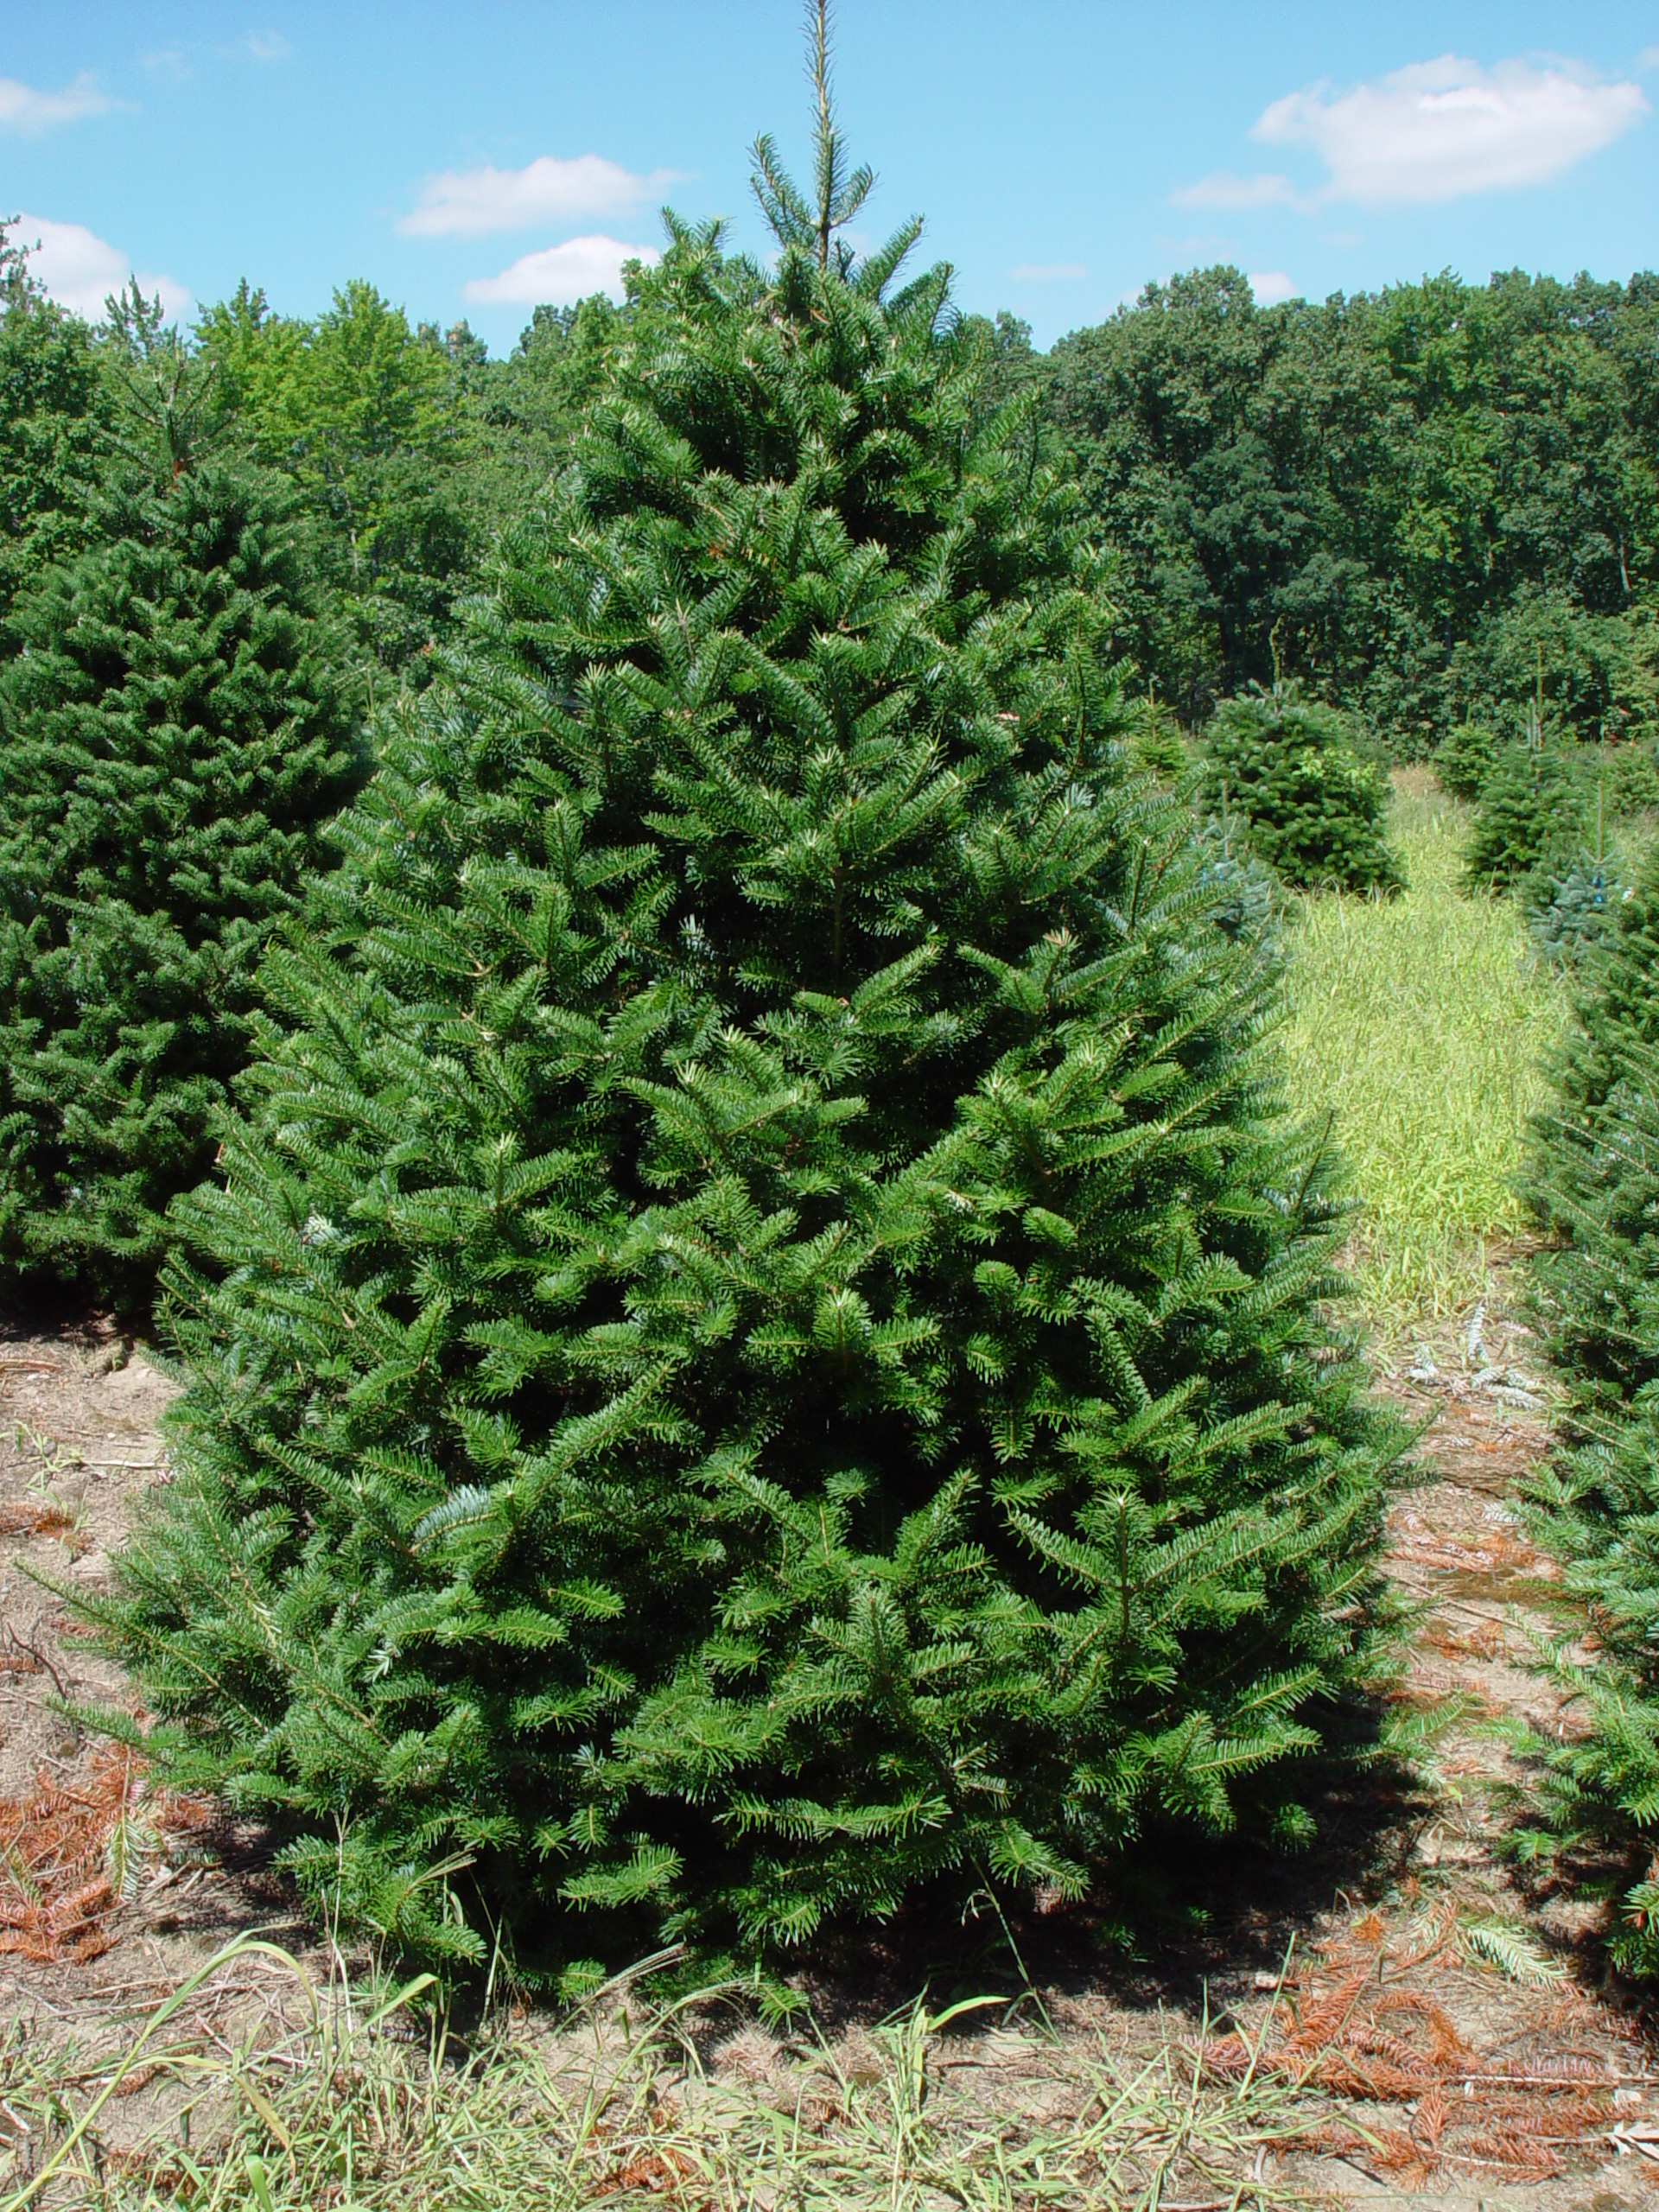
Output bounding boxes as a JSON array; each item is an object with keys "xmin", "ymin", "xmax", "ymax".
[
  {"xmin": 241, "ymin": 29, "xmax": 291, "ymax": 63},
  {"xmin": 402, "ymin": 153, "xmax": 678, "ymax": 238},
  {"xmin": 141, "ymin": 49, "xmax": 188, "ymax": 79},
  {"xmin": 1256, "ymin": 54, "xmax": 1646, "ymax": 205},
  {"xmin": 1008, "ymin": 260, "xmax": 1086, "ymax": 282},
  {"xmin": 0, "ymin": 73, "xmax": 111, "ymax": 135},
  {"xmin": 16, "ymin": 215, "xmax": 190, "ymax": 322},
  {"xmin": 463, "ymin": 234, "xmax": 659, "ymax": 307},
  {"xmin": 1174, "ymin": 171, "xmax": 1309, "ymax": 211},
  {"xmin": 1249, "ymin": 270, "xmax": 1298, "ymax": 305}
]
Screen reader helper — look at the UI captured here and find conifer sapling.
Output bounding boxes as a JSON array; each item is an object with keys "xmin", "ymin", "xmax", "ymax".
[{"xmin": 0, "ymin": 317, "xmax": 363, "ymax": 1305}]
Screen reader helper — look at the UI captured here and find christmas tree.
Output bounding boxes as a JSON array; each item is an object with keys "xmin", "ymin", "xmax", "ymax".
[
  {"xmin": 1203, "ymin": 685, "xmax": 1402, "ymax": 895},
  {"xmin": 92, "ymin": 25, "xmax": 1403, "ymax": 1976},
  {"xmin": 1465, "ymin": 733, "xmax": 1580, "ymax": 898},
  {"xmin": 0, "ymin": 327, "xmax": 363, "ymax": 1304}
]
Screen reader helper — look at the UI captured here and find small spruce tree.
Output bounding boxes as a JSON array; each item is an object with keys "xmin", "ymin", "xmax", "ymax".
[
  {"xmin": 1203, "ymin": 686, "xmax": 1403, "ymax": 894},
  {"xmin": 1465, "ymin": 736, "xmax": 1580, "ymax": 899},
  {"xmin": 1530, "ymin": 781, "xmax": 1620, "ymax": 973},
  {"xmin": 0, "ymin": 437, "xmax": 364, "ymax": 1305},
  {"xmin": 1192, "ymin": 795, "xmax": 1282, "ymax": 948},
  {"xmin": 90, "ymin": 41, "xmax": 1403, "ymax": 1977},
  {"xmin": 1434, "ymin": 719, "xmax": 1498, "ymax": 803},
  {"xmin": 1531, "ymin": 859, "xmax": 1622, "ymax": 971}
]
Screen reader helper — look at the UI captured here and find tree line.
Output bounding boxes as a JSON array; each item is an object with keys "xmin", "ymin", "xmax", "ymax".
[
  {"xmin": 13, "ymin": 229, "xmax": 1659, "ymax": 747},
  {"xmin": 1038, "ymin": 264, "xmax": 1659, "ymax": 751}
]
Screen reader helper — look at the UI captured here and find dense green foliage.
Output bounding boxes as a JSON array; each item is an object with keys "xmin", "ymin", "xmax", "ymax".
[
  {"xmin": 1533, "ymin": 848, "xmax": 1659, "ymax": 1391},
  {"xmin": 1204, "ymin": 687, "xmax": 1402, "ymax": 893},
  {"xmin": 0, "ymin": 231, "xmax": 618, "ymax": 1304},
  {"xmin": 0, "ymin": 458, "xmax": 363, "ymax": 1303},
  {"xmin": 1435, "ymin": 721, "xmax": 1499, "ymax": 803},
  {"xmin": 1529, "ymin": 856, "xmax": 1623, "ymax": 971},
  {"xmin": 1526, "ymin": 847, "xmax": 1659, "ymax": 1975},
  {"xmin": 12, "ymin": 232, "xmax": 1659, "ymax": 767},
  {"xmin": 0, "ymin": 229, "xmax": 108, "ymax": 638},
  {"xmin": 1465, "ymin": 739, "xmax": 1580, "ymax": 894},
  {"xmin": 90, "ymin": 104, "xmax": 1402, "ymax": 1980},
  {"xmin": 195, "ymin": 281, "xmax": 615, "ymax": 676},
  {"xmin": 1042, "ymin": 267, "xmax": 1659, "ymax": 750},
  {"xmin": 10, "ymin": 27, "xmax": 1659, "ymax": 1981}
]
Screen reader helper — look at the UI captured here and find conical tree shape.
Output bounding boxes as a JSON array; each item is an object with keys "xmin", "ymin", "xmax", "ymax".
[
  {"xmin": 1465, "ymin": 740, "xmax": 1580, "ymax": 897},
  {"xmin": 0, "ymin": 462, "xmax": 364, "ymax": 1305},
  {"xmin": 91, "ymin": 110, "xmax": 1402, "ymax": 1976},
  {"xmin": 1203, "ymin": 683, "xmax": 1402, "ymax": 894}
]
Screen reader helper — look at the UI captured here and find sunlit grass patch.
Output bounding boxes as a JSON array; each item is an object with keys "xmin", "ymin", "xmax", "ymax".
[{"xmin": 1281, "ymin": 770, "xmax": 1570, "ymax": 1325}]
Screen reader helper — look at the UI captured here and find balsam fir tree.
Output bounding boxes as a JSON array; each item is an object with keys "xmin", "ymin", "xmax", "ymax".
[
  {"xmin": 1203, "ymin": 685, "xmax": 1402, "ymax": 895},
  {"xmin": 1531, "ymin": 840, "xmax": 1659, "ymax": 1404},
  {"xmin": 0, "ymin": 317, "xmax": 364, "ymax": 1306},
  {"xmin": 1434, "ymin": 719, "xmax": 1498, "ymax": 803},
  {"xmin": 1524, "ymin": 857, "xmax": 1659, "ymax": 1974},
  {"xmin": 92, "ymin": 26, "xmax": 1403, "ymax": 1977},
  {"xmin": 1465, "ymin": 721, "xmax": 1580, "ymax": 899}
]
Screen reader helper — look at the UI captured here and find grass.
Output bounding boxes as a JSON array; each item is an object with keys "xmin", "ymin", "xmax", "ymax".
[
  {"xmin": 1280, "ymin": 770, "xmax": 1571, "ymax": 1326},
  {"xmin": 0, "ymin": 1936, "xmax": 1315, "ymax": 2210}
]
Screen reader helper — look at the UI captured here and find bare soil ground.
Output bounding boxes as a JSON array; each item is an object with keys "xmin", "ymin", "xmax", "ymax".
[{"xmin": 0, "ymin": 1277, "xmax": 1656, "ymax": 2209}]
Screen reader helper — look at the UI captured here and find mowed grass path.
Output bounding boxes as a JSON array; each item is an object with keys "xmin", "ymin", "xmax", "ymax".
[{"xmin": 1280, "ymin": 770, "xmax": 1569, "ymax": 1321}]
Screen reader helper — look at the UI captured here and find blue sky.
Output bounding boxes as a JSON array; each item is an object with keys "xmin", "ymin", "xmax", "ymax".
[{"xmin": 4, "ymin": 3, "xmax": 1659, "ymax": 353}]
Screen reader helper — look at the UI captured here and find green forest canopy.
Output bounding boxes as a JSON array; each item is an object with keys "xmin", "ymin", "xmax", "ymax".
[{"xmin": 10, "ymin": 236, "xmax": 1659, "ymax": 759}]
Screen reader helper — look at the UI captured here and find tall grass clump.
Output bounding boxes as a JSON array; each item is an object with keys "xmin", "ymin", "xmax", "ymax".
[
  {"xmin": 1281, "ymin": 772, "xmax": 1568, "ymax": 1322},
  {"xmin": 0, "ymin": 1936, "xmax": 1314, "ymax": 2212}
]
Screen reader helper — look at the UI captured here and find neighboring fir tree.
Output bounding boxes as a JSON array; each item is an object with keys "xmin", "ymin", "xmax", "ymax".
[
  {"xmin": 1203, "ymin": 684, "xmax": 1403, "ymax": 893},
  {"xmin": 1434, "ymin": 719, "xmax": 1499, "ymax": 802},
  {"xmin": 1531, "ymin": 840, "xmax": 1659, "ymax": 1401},
  {"xmin": 1465, "ymin": 734, "xmax": 1580, "ymax": 897},
  {"xmin": 90, "ymin": 28, "xmax": 1404, "ymax": 1980},
  {"xmin": 1605, "ymin": 737, "xmax": 1659, "ymax": 817},
  {"xmin": 1523, "ymin": 854, "xmax": 1659, "ymax": 1975},
  {"xmin": 0, "ymin": 324, "xmax": 364, "ymax": 1306}
]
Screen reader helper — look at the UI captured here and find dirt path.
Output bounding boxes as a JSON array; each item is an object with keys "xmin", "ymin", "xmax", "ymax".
[
  {"xmin": 1257, "ymin": 1293, "xmax": 1658, "ymax": 2209},
  {"xmin": 0, "ymin": 1289, "xmax": 1655, "ymax": 2208}
]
